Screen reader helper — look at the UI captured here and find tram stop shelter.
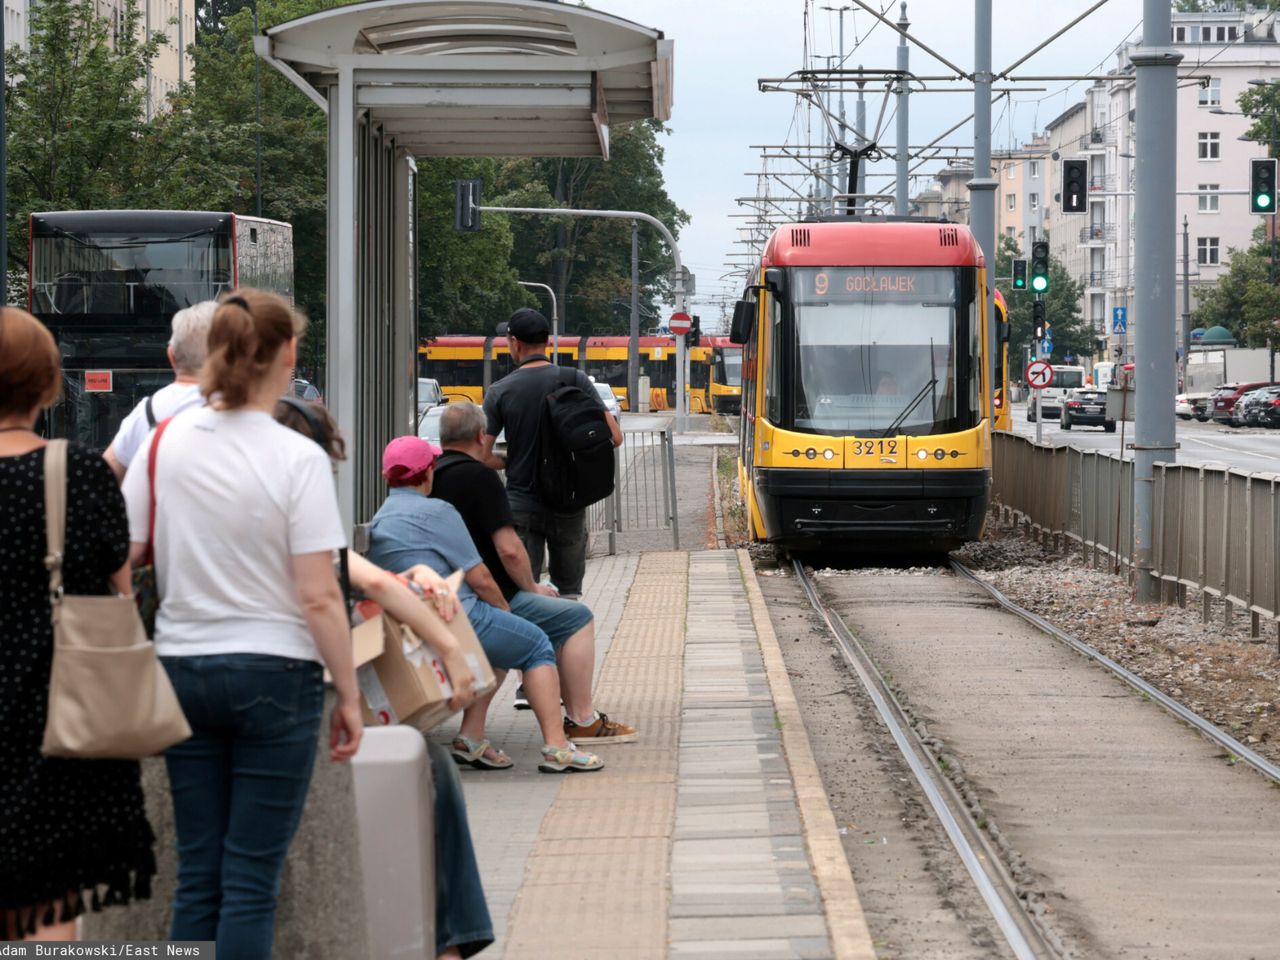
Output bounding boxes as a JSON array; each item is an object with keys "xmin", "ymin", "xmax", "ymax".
[{"xmin": 256, "ymin": 0, "xmax": 673, "ymax": 526}]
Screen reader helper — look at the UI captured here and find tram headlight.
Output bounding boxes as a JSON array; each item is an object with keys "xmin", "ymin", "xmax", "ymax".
[
  {"xmin": 805, "ymin": 447, "xmax": 817, "ymax": 460},
  {"xmin": 823, "ymin": 448, "xmax": 835, "ymax": 461},
  {"xmin": 934, "ymin": 448, "xmax": 946, "ymax": 460},
  {"xmin": 916, "ymin": 449, "xmax": 929, "ymax": 461}
]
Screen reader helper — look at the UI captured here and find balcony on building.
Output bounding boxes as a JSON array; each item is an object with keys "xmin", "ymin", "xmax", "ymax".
[
  {"xmin": 1079, "ymin": 128, "xmax": 1117, "ymax": 152},
  {"xmin": 1085, "ymin": 270, "xmax": 1116, "ymax": 290},
  {"xmin": 1088, "ymin": 175, "xmax": 1116, "ymax": 194},
  {"xmin": 1080, "ymin": 223, "xmax": 1117, "ymax": 245}
]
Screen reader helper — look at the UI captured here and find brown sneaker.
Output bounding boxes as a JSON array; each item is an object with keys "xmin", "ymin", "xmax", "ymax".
[{"xmin": 564, "ymin": 712, "xmax": 638, "ymax": 744}]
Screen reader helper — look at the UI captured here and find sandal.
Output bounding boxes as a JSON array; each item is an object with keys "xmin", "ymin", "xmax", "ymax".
[
  {"xmin": 538, "ymin": 743, "xmax": 604, "ymax": 774},
  {"xmin": 451, "ymin": 736, "xmax": 514, "ymax": 770}
]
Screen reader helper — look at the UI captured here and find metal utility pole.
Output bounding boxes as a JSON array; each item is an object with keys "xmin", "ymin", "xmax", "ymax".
[
  {"xmin": 629, "ymin": 222, "xmax": 640, "ymax": 405},
  {"xmin": 1132, "ymin": 0, "xmax": 1182, "ymax": 602},
  {"xmin": 969, "ymin": 0, "xmax": 998, "ymax": 413},
  {"xmin": 895, "ymin": 3, "xmax": 910, "ymax": 215},
  {"xmin": 518, "ymin": 281, "xmax": 560, "ymax": 362},
  {"xmin": 1181, "ymin": 216, "xmax": 1191, "ymax": 375},
  {"xmin": 821, "ymin": 6, "xmax": 850, "ymax": 209},
  {"xmin": 855, "ymin": 70, "xmax": 867, "ymax": 215},
  {"xmin": 1271, "ymin": 209, "xmax": 1277, "ymax": 382}
]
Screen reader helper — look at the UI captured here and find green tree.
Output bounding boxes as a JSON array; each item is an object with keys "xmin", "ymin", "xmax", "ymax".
[
  {"xmin": 1190, "ymin": 223, "xmax": 1280, "ymax": 346},
  {"xmin": 496, "ymin": 121, "xmax": 690, "ymax": 336},
  {"xmin": 994, "ymin": 235, "xmax": 1094, "ymax": 363},
  {"xmin": 4, "ymin": 0, "xmax": 168, "ymax": 276}
]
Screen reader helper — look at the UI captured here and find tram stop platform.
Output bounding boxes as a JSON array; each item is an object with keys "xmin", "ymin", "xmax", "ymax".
[{"xmin": 450, "ymin": 549, "xmax": 876, "ymax": 960}]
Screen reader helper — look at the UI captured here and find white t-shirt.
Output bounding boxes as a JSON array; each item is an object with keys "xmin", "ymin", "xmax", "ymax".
[
  {"xmin": 122, "ymin": 407, "xmax": 347, "ymax": 662},
  {"xmin": 110, "ymin": 381, "xmax": 205, "ymax": 469}
]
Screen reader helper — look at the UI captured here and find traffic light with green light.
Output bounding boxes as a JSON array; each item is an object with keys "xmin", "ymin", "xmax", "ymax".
[
  {"xmin": 1012, "ymin": 258, "xmax": 1027, "ymax": 290},
  {"xmin": 1030, "ymin": 241, "xmax": 1050, "ymax": 293},
  {"xmin": 1250, "ymin": 158, "xmax": 1277, "ymax": 215}
]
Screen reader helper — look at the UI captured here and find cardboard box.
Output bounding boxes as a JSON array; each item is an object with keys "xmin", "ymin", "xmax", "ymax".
[{"xmin": 351, "ymin": 571, "xmax": 497, "ymax": 733}]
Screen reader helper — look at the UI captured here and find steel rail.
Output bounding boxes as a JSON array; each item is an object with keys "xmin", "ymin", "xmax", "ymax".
[
  {"xmin": 951, "ymin": 561, "xmax": 1280, "ymax": 785},
  {"xmin": 792, "ymin": 562, "xmax": 1051, "ymax": 960}
]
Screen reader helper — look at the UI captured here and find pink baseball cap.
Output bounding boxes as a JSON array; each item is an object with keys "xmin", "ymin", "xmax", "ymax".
[{"xmin": 382, "ymin": 436, "xmax": 441, "ymax": 483}]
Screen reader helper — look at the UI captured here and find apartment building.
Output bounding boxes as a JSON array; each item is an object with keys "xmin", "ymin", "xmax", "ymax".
[
  {"xmin": 993, "ymin": 133, "xmax": 1051, "ymax": 250},
  {"xmin": 3, "ymin": 0, "xmax": 194, "ymax": 116}
]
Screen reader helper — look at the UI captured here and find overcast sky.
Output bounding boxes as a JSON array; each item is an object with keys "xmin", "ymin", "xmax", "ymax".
[{"xmin": 598, "ymin": 0, "xmax": 1149, "ymax": 321}]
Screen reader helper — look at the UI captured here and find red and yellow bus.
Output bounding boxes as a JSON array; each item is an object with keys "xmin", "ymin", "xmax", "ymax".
[{"xmin": 731, "ymin": 219, "xmax": 994, "ymax": 553}]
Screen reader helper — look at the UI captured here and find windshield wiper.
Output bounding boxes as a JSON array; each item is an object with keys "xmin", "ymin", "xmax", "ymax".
[{"xmin": 884, "ymin": 377, "xmax": 937, "ymax": 437}]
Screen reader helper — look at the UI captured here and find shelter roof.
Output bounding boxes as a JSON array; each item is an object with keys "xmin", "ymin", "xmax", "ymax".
[{"xmin": 257, "ymin": 0, "xmax": 673, "ymax": 158}]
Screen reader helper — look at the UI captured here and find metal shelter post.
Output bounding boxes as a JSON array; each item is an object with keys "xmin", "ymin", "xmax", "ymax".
[
  {"xmin": 1132, "ymin": 0, "xmax": 1182, "ymax": 601},
  {"xmin": 329, "ymin": 69, "xmax": 358, "ymax": 533},
  {"xmin": 629, "ymin": 222, "xmax": 640, "ymax": 405}
]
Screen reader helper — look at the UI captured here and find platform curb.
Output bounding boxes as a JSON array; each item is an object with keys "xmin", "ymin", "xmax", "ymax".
[{"xmin": 736, "ymin": 548, "xmax": 878, "ymax": 960}]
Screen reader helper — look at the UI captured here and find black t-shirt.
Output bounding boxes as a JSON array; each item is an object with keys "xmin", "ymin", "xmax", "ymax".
[
  {"xmin": 430, "ymin": 451, "xmax": 521, "ymax": 601},
  {"xmin": 483, "ymin": 360, "xmax": 603, "ymax": 512}
]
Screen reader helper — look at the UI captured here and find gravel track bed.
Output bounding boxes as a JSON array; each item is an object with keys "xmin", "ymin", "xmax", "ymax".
[{"xmin": 954, "ymin": 516, "xmax": 1280, "ymax": 764}]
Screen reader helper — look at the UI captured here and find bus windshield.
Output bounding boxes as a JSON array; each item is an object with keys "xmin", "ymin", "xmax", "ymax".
[
  {"xmin": 1051, "ymin": 367, "xmax": 1085, "ymax": 389},
  {"xmin": 789, "ymin": 267, "xmax": 970, "ymax": 436},
  {"xmin": 31, "ymin": 229, "xmax": 232, "ymax": 317}
]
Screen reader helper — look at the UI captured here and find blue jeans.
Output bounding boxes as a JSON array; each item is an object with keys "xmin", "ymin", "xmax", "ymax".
[
  {"xmin": 428, "ymin": 744, "xmax": 493, "ymax": 957},
  {"xmin": 161, "ymin": 653, "xmax": 324, "ymax": 960},
  {"xmin": 507, "ymin": 590, "xmax": 593, "ymax": 650},
  {"xmin": 465, "ymin": 599, "xmax": 557, "ymax": 672}
]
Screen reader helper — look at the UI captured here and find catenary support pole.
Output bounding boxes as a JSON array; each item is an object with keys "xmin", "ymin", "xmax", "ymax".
[
  {"xmin": 1271, "ymin": 211, "xmax": 1277, "ymax": 382},
  {"xmin": 254, "ymin": 0, "xmax": 263, "ymax": 217},
  {"xmin": 856, "ymin": 71, "xmax": 867, "ymax": 215},
  {"xmin": 1182, "ymin": 216, "xmax": 1191, "ymax": 375},
  {"xmin": 1132, "ymin": 0, "xmax": 1182, "ymax": 601},
  {"xmin": 895, "ymin": 3, "xmax": 910, "ymax": 215},
  {"xmin": 629, "ymin": 222, "xmax": 640, "ymax": 407},
  {"xmin": 969, "ymin": 0, "xmax": 999, "ymax": 415}
]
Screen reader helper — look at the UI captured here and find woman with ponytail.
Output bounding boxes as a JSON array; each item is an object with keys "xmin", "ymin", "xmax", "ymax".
[{"xmin": 121, "ymin": 290, "xmax": 362, "ymax": 958}]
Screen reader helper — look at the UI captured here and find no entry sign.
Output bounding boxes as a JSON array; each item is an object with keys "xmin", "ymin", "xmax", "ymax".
[
  {"xmin": 1025, "ymin": 360, "xmax": 1054, "ymax": 390},
  {"xmin": 669, "ymin": 311, "xmax": 692, "ymax": 335}
]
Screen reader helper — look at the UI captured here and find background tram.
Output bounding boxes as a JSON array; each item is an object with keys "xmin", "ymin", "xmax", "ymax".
[
  {"xmin": 30, "ymin": 210, "xmax": 293, "ymax": 446},
  {"xmin": 419, "ymin": 334, "xmax": 741, "ymax": 413},
  {"xmin": 731, "ymin": 219, "xmax": 994, "ymax": 553}
]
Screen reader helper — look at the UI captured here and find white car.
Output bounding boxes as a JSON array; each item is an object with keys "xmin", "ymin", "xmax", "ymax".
[
  {"xmin": 592, "ymin": 380, "xmax": 622, "ymax": 418},
  {"xmin": 1176, "ymin": 394, "xmax": 1194, "ymax": 420}
]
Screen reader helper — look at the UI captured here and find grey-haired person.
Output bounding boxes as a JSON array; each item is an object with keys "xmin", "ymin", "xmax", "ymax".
[{"xmin": 104, "ymin": 301, "xmax": 218, "ymax": 481}]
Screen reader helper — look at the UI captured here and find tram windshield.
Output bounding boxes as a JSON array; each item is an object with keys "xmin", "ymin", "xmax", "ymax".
[
  {"xmin": 788, "ymin": 267, "xmax": 974, "ymax": 437},
  {"xmin": 716, "ymin": 350, "xmax": 742, "ymax": 386}
]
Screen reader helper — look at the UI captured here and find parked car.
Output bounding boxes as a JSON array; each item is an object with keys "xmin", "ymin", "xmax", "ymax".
[
  {"xmin": 1176, "ymin": 393, "xmax": 1195, "ymax": 420},
  {"xmin": 1213, "ymin": 381, "xmax": 1280, "ymax": 426},
  {"xmin": 1234, "ymin": 385, "xmax": 1280, "ymax": 427},
  {"xmin": 591, "ymin": 378, "xmax": 623, "ymax": 418},
  {"xmin": 291, "ymin": 378, "xmax": 322, "ymax": 402},
  {"xmin": 417, "ymin": 377, "xmax": 445, "ymax": 417},
  {"xmin": 417, "ymin": 407, "xmax": 444, "ymax": 444},
  {"xmin": 1258, "ymin": 388, "xmax": 1280, "ymax": 428},
  {"xmin": 1060, "ymin": 388, "xmax": 1116, "ymax": 432}
]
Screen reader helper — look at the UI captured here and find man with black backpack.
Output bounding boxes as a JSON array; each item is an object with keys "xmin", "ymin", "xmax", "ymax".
[{"xmin": 481, "ymin": 308, "xmax": 622, "ymax": 598}]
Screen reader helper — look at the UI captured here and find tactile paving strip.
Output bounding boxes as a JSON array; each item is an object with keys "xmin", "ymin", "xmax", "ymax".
[{"xmin": 501, "ymin": 552, "xmax": 689, "ymax": 959}]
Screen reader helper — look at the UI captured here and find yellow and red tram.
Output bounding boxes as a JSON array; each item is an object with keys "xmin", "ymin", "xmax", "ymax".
[{"xmin": 731, "ymin": 219, "xmax": 994, "ymax": 552}]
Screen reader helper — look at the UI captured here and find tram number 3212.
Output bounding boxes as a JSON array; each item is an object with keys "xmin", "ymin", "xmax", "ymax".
[{"xmin": 851, "ymin": 439, "xmax": 900, "ymax": 457}]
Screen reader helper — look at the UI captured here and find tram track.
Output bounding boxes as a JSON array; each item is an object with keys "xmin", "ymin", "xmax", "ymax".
[
  {"xmin": 792, "ymin": 560, "xmax": 1062, "ymax": 960},
  {"xmin": 949, "ymin": 560, "xmax": 1280, "ymax": 786}
]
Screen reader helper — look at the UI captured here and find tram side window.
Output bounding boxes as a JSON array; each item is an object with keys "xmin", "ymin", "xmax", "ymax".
[
  {"xmin": 689, "ymin": 355, "xmax": 710, "ymax": 390},
  {"xmin": 970, "ymin": 291, "xmax": 982, "ymax": 417},
  {"xmin": 421, "ymin": 358, "xmax": 483, "ymax": 387}
]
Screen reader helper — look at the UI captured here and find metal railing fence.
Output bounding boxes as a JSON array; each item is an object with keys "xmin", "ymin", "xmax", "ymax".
[
  {"xmin": 587, "ymin": 422, "xmax": 679, "ymax": 554},
  {"xmin": 992, "ymin": 433, "xmax": 1280, "ymax": 635}
]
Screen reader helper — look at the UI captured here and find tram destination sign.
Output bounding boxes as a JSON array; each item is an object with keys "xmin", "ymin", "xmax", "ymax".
[{"xmin": 797, "ymin": 267, "xmax": 955, "ymax": 303}]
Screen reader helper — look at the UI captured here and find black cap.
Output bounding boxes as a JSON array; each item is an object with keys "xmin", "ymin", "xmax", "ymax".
[{"xmin": 497, "ymin": 307, "xmax": 550, "ymax": 344}]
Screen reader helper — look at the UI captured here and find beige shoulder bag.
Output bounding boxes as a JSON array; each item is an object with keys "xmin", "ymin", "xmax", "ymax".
[{"xmin": 40, "ymin": 440, "xmax": 191, "ymax": 759}]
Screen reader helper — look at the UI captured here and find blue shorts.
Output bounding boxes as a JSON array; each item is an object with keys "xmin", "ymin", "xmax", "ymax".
[
  {"xmin": 466, "ymin": 600, "xmax": 557, "ymax": 673},
  {"xmin": 508, "ymin": 591, "xmax": 594, "ymax": 651}
]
